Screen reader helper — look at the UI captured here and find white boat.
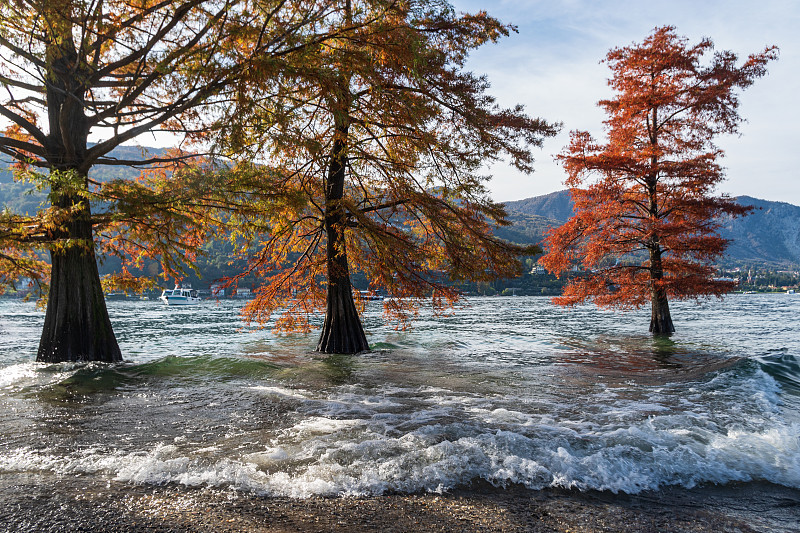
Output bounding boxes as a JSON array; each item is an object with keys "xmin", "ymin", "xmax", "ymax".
[
  {"xmin": 160, "ymin": 285, "xmax": 201, "ymax": 305},
  {"xmin": 357, "ymin": 290, "xmax": 384, "ymax": 301}
]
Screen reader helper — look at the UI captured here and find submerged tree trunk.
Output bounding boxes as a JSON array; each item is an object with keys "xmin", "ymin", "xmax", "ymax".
[
  {"xmin": 649, "ymin": 286, "xmax": 675, "ymax": 334},
  {"xmin": 316, "ymin": 124, "xmax": 369, "ymax": 354},
  {"xmin": 317, "ymin": 244, "xmax": 369, "ymax": 354},
  {"xmin": 37, "ymin": 190, "xmax": 122, "ymax": 362},
  {"xmin": 36, "ymin": 28, "xmax": 122, "ymax": 363},
  {"xmin": 648, "ymin": 247, "xmax": 675, "ymax": 335}
]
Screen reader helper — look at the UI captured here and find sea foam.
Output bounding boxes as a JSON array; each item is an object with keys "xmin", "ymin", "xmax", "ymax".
[
  {"xmin": 2, "ymin": 392, "xmax": 798, "ymax": 497},
  {"xmin": 2, "ymin": 298, "xmax": 799, "ymax": 499}
]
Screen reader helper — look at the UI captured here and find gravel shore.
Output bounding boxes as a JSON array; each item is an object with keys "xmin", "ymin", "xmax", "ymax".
[{"xmin": 2, "ymin": 476, "xmax": 799, "ymax": 533}]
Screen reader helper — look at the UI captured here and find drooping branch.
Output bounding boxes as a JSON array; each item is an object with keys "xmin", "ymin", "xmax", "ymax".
[{"xmin": 0, "ymin": 106, "xmax": 48, "ymax": 146}]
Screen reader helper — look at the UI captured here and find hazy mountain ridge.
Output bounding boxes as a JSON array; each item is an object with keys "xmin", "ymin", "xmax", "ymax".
[
  {"xmin": 503, "ymin": 190, "xmax": 575, "ymax": 222},
  {"xmin": 502, "ymin": 190, "xmax": 800, "ymax": 266},
  {"xmin": 3, "ymin": 150, "xmax": 798, "ymax": 267},
  {"xmin": 0, "ymin": 145, "xmax": 169, "ymax": 213},
  {"xmin": 720, "ymin": 196, "xmax": 800, "ymax": 264}
]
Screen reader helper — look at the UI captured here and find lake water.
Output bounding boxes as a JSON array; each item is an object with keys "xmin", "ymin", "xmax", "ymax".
[{"xmin": 1, "ymin": 295, "xmax": 798, "ymax": 504}]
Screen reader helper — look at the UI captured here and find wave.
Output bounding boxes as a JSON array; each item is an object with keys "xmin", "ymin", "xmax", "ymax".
[
  {"xmin": 2, "ymin": 298, "xmax": 799, "ymax": 499},
  {"xmin": 758, "ymin": 351, "xmax": 800, "ymax": 396},
  {"xmin": 0, "ymin": 355, "xmax": 282, "ymax": 394},
  {"xmin": 2, "ymin": 416, "xmax": 797, "ymax": 497},
  {"xmin": 2, "ymin": 366, "xmax": 797, "ymax": 498}
]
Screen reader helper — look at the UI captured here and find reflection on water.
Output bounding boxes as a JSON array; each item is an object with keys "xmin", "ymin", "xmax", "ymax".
[{"xmin": 0, "ymin": 295, "xmax": 799, "ymax": 499}]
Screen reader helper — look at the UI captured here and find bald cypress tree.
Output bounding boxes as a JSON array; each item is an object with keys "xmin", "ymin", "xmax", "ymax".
[
  {"xmin": 0, "ymin": 0, "xmax": 335, "ymax": 361},
  {"xmin": 218, "ymin": 0, "xmax": 558, "ymax": 353}
]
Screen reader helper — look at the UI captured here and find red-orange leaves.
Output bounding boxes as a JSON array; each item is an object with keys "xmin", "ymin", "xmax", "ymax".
[{"xmin": 541, "ymin": 27, "xmax": 776, "ymax": 328}]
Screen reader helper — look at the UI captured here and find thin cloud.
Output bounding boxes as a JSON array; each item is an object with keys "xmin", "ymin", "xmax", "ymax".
[{"xmin": 453, "ymin": 0, "xmax": 798, "ymax": 204}]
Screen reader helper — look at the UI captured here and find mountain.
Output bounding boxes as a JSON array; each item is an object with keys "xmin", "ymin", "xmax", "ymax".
[
  {"xmin": 501, "ymin": 190, "xmax": 800, "ymax": 267},
  {"xmin": 494, "ymin": 192, "xmax": 571, "ymax": 250},
  {"xmin": 0, "ymin": 145, "xmax": 168, "ymax": 214},
  {"xmin": 504, "ymin": 190, "xmax": 575, "ymax": 222},
  {"xmin": 492, "ymin": 212, "xmax": 557, "ymax": 248},
  {"xmin": 4, "ymin": 149, "xmax": 799, "ymax": 267},
  {"xmin": 719, "ymin": 196, "xmax": 800, "ymax": 265}
]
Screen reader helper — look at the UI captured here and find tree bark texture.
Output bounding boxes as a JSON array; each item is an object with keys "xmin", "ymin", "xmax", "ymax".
[
  {"xmin": 36, "ymin": 28, "xmax": 122, "ymax": 362},
  {"xmin": 648, "ymin": 247, "xmax": 675, "ymax": 335},
  {"xmin": 316, "ymin": 125, "xmax": 369, "ymax": 354},
  {"xmin": 649, "ymin": 286, "xmax": 675, "ymax": 335},
  {"xmin": 37, "ymin": 194, "xmax": 122, "ymax": 363}
]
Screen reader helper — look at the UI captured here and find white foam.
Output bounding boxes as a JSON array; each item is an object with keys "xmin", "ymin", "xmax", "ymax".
[
  {"xmin": 0, "ymin": 362, "xmax": 79, "ymax": 389},
  {"xmin": 0, "ymin": 364, "xmax": 37, "ymax": 388},
  {"xmin": 242, "ymin": 447, "xmax": 289, "ymax": 464},
  {"xmin": 0, "ymin": 447, "xmax": 60, "ymax": 473},
  {"xmin": 2, "ymin": 408, "xmax": 798, "ymax": 498},
  {"xmin": 249, "ymin": 385, "xmax": 310, "ymax": 399},
  {"xmin": 286, "ymin": 416, "xmax": 364, "ymax": 437}
]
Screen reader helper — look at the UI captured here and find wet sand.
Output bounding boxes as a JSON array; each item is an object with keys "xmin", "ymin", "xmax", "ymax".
[{"xmin": 1, "ymin": 476, "xmax": 798, "ymax": 532}]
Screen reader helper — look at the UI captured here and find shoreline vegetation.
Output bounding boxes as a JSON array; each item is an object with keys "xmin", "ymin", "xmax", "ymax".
[{"xmin": 2, "ymin": 477, "xmax": 795, "ymax": 532}]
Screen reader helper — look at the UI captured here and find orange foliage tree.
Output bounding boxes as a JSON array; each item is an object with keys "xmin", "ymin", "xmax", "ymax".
[
  {"xmin": 0, "ymin": 0, "xmax": 336, "ymax": 362},
  {"xmin": 540, "ymin": 26, "xmax": 777, "ymax": 334},
  {"xmin": 215, "ymin": 0, "xmax": 559, "ymax": 353}
]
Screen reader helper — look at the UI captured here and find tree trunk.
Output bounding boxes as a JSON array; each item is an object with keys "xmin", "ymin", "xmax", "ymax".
[
  {"xmin": 649, "ymin": 286, "xmax": 675, "ymax": 335},
  {"xmin": 648, "ymin": 247, "xmax": 675, "ymax": 335},
  {"xmin": 644, "ymin": 127, "xmax": 674, "ymax": 335},
  {"xmin": 36, "ymin": 190, "xmax": 122, "ymax": 363},
  {"xmin": 316, "ymin": 122, "xmax": 369, "ymax": 354},
  {"xmin": 317, "ymin": 247, "xmax": 369, "ymax": 354},
  {"xmin": 36, "ymin": 29, "xmax": 121, "ymax": 363}
]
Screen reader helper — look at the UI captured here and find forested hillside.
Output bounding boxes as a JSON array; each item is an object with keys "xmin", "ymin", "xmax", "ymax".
[
  {"xmin": 719, "ymin": 196, "xmax": 800, "ymax": 265},
  {"xmin": 1, "ymin": 146, "xmax": 168, "ymax": 214},
  {"xmin": 4, "ymin": 154, "xmax": 798, "ymax": 285}
]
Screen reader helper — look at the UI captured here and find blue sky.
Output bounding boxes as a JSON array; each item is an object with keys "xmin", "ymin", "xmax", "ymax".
[{"xmin": 451, "ymin": 0, "xmax": 799, "ymax": 205}]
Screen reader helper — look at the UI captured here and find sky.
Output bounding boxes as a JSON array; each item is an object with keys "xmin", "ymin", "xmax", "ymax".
[
  {"xmin": 450, "ymin": 0, "xmax": 799, "ymax": 205},
  {"xmin": 7, "ymin": 1, "xmax": 794, "ymax": 204}
]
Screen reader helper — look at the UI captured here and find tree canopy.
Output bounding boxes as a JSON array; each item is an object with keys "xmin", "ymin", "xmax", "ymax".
[
  {"xmin": 0, "ymin": 0, "xmax": 339, "ymax": 361},
  {"xmin": 540, "ymin": 26, "xmax": 777, "ymax": 333},
  {"xmin": 209, "ymin": 0, "xmax": 558, "ymax": 352}
]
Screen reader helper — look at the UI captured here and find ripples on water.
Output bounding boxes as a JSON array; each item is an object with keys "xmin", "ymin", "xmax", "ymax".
[{"xmin": 0, "ymin": 295, "xmax": 799, "ymax": 498}]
